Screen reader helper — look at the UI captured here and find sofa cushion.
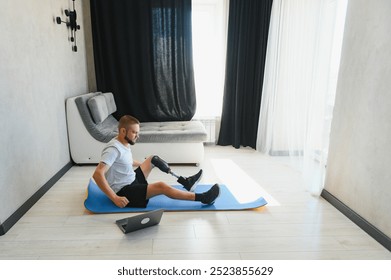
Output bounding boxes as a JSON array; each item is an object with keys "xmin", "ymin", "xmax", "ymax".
[
  {"xmin": 138, "ymin": 121, "xmax": 207, "ymax": 143},
  {"xmin": 88, "ymin": 95, "xmax": 108, "ymax": 124},
  {"xmin": 75, "ymin": 92, "xmax": 118, "ymax": 143},
  {"xmin": 87, "ymin": 92, "xmax": 117, "ymax": 124},
  {"xmin": 103, "ymin": 92, "xmax": 117, "ymax": 115}
]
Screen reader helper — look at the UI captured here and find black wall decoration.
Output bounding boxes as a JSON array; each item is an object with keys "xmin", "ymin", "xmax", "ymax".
[{"xmin": 56, "ymin": 0, "xmax": 80, "ymax": 52}]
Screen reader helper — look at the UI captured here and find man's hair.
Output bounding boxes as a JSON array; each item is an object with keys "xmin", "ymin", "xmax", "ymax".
[{"xmin": 118, "ymin": 115, "xmax": 140, "ymax": 130}]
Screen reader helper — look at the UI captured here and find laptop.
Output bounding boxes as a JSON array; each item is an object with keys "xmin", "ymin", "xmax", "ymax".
[{"xmin": 115, "ymin": 209, "xmax": 164, "ymax": 234}]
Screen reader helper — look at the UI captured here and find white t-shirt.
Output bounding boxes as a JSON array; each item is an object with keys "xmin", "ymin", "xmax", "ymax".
[{"xmin": 100, "ymin": 138, "xmax": 136, "ymax": 193}]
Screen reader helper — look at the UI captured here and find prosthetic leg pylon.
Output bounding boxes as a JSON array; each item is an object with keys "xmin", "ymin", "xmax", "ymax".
[{"xmin": 151, "ymin": 155, "xmax": 202, "ymax": 192}]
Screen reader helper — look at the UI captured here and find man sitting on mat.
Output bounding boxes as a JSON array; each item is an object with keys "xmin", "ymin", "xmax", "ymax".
[{"xmin": 92, "ymin": 115, "xmax": 220, "ymax": 208}]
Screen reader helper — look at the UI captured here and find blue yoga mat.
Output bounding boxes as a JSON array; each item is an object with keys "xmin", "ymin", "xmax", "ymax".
[{"xmin": 84, "ymin": 179, "xmax": 267, "ymax": 213}]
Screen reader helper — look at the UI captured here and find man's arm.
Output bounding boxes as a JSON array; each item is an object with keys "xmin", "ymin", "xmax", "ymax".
[{"xmin": 92, "ymin": 162, "xmax": 129, "ymax": 208}]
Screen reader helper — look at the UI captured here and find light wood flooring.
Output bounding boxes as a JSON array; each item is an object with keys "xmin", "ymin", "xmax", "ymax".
[{"xmin": 0, "ymin": 146, "xmax": 390, "ymax": 260}]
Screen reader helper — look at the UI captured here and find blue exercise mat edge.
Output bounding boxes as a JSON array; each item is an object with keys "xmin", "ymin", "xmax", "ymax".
[{"xmin": 84, "ymin": 179, "xmax": 267, "ymax": 213}]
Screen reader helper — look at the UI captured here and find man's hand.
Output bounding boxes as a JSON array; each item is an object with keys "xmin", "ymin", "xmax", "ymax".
[
  {"xmin": 113, "ymin": 195, "xmax": 129, "ymax": 208},
  {"xmin": 93, "ymin": 162, "xmax": 130, "ymax": 208}
]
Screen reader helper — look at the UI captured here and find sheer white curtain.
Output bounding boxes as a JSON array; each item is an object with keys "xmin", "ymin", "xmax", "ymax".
[
  {"xmin": 192, "ymin": 0, "xmax": 229, "ymax": 117},
  {"xmin": 257, "ymin": 0, "xmax": 348, "ymax": 195}
]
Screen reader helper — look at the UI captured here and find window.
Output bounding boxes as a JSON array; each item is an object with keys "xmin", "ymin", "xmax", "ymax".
[{"xmin": 192, "ymin": 0, "xmax": 229, "ymax": 117}]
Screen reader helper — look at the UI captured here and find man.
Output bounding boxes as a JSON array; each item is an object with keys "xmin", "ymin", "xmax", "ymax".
[{"xmin": 93, "ymin": 115, "xmax": 220, "ymax": 208}]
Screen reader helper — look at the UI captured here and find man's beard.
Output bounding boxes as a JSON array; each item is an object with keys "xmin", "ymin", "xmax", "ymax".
[{"xmin": 125, "ymin": 136, "xmax": 135, "ymax": 145}]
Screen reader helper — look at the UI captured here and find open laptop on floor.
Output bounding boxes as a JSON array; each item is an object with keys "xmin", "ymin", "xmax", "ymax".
[{"xmin": 115, "ymin": 209, "xmax": 164, "ymax": 234}]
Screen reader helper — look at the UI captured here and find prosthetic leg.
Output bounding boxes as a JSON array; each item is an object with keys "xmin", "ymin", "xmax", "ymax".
[{"xmin": 151, "ymin": 155, "xmax": 202, "ymax": 192}]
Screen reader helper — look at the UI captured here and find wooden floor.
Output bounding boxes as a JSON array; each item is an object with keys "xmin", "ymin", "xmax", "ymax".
[{"xmin": 0, "ymin": 146, "xmax": 390, "ymax": 260}]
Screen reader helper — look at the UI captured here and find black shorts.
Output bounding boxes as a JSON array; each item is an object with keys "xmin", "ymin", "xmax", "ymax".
[{"xmin": 116, "ymin": 167, "xmax": 149, "ymax": 208}]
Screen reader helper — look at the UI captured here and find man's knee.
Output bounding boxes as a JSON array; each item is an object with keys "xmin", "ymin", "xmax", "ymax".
[{"xmin": 147, "ymin": 181, "xmax": 169, "ymax": 196}]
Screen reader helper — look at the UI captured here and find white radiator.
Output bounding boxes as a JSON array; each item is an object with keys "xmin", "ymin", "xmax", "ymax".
[{"xmin": 197, "ymin": 117, "xmax": 217, "ymax": 144}]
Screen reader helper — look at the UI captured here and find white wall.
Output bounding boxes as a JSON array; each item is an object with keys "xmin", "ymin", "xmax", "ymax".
[
  {"xmin": 0, "ymin": 0, "xmax": 88, "ymax": 226},
  {"xmin": 325, "ymin": 0, "xmax": 391, "ymax": 238}
]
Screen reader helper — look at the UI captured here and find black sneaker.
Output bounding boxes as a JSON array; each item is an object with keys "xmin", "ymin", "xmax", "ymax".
[
  {"xmin": 177, "ymin": 170, "xmax": 203, "ymax": 192},
  {"xmin": 200, "ymin": 184, "xmax": 220, "ymax": 205}
]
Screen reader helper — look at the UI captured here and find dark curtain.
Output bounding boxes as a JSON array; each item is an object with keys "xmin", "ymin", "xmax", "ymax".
[
  {"xmin": 90, "ymin": 0, "xmax": 196, "ymax": 122},
  {"xmin": 217, "ymin": 0, "xmax": 273, "ymax": 148}
]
